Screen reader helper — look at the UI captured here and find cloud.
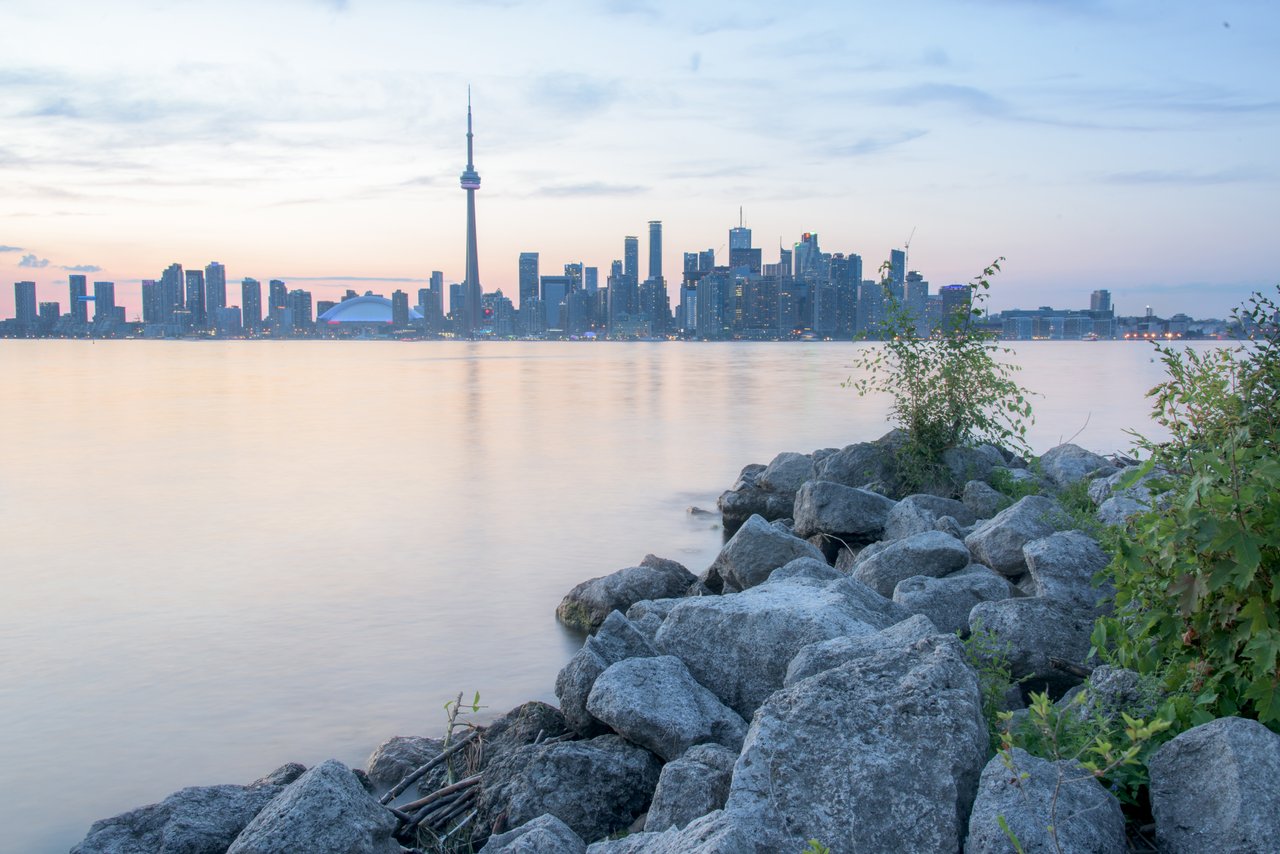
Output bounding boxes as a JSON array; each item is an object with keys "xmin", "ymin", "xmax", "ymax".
[
  {"xmin": 690, "ymin": 13, "xmax": 775, "ymax": 36},
  {"xmin": 825, "ymin": 129, "xmax": 929, "ymax": 157},
  {"xmin": 19, "ymin": 253, "xmax": 49, "ymax": 268},
  {"xmin": 536, "ymin": 182, "xmax": 648, "ymax": 197},
  {"xmin": 60, "ymin": 264, "xmax": 102, "ymax": 272},
  {"xmin": 880, "ymin": 83, "xmax": 1009, "ymax": 116},
  {"xmin": 0, "ymin": 244, "xmax": 22, "ymax": 252},
  {"xmin": 603, "ymin": 0, "xmax": 661, "ymax": 20},
  {"xmin": 529, "ymin": 73, "xmax": 621, "ymax": 115},
  {"xmin": 689, "ymin": 52, "xmax": 702, "ymax": 73},
  {"xmin": 1103, "ymin": 167, "xmax": 1267, "ymax": 186}
]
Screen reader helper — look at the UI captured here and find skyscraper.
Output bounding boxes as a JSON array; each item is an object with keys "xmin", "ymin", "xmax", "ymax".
[
  {"xmin": 518, "ymin": 253, "xmax": 539, "ymax": 308},
  {"xmin": 69, "ymin": 274, "xmax": 88, "ymax": 326},
  {"xmin": 459, "ymin": 91, "xmax": 483, "ymax": 336},
  {"xmin": 205, "ymin": 262, "xmax": 227, "ymax": 319},
  {"xmin": 93, "ymin": 281, "xmax": 116, "ymax": 324},
  {"xmin": 729, "ymin": 217, "xmax": 761, "ymax": 275},
  {"xmin": 1090, "ymin": 289, "xmax": 1111, "ymax": 312},
  {"xmin": 623, "ymin": 236, "xmax": 639, "ymax": 287},
  {"xmin": 185, "ymin": 270, "xmax": 206, "ymax": 329},
  {"xmin": 648, "ymin": 221, "xmax": 662, "ymax": 281},
  {"xmin": 268, "ymin": 279, "xmax": 287, "ymax": 328},
  {"xmin": 889, "ymin": 249, "xmax": 906, "ymax": 299},
  {"xmin": 14, "ymin": 281, "xmax": 37, "ymax": 329},
  {"xmin": 160, "ymin": 263, "xmax": 184, "ymax": 324},
  {"xmin": 242, "ymin": 278, "xmax": 262, "ymax": 331},
  {"xmin": 141, "ymin": 280, "xmax": 161, "ymax": 324}
]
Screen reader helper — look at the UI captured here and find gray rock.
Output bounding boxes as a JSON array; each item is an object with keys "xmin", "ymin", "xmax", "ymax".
[
  {"xmin": 792, "ymin": 480, "xmax": 897, "ymax": 542},
  {"xmin": 480, "ymin": 701, "xmax": 570, "ymax": 771},
  {"xmin": 645, "ymin": 744, "xmax": 737, "ymax": 832},
  {"xmin": 852, "ymin": 529, "xmax": 972, "ymax": 597},
  {"xmin": 366, "ymin": 735, "xmax": 445, "ymax": 790},
  {"xmin": 893, "ymin": 568, "xmax": 1015, "ymax": 635},
  {"xmin": 1058, "ymin": 666, "xmax": 1154, "ymax": 725},
  {"xmin": 716, "ymin": 465, "xmax": 795, "ymax": 533},
  {"xmin": 476, "ymin": 735, "xmax": 662, "ymax": 846},
  {"xmin": 1096, "ymin": 495, "xmax": 1148, "ymax": 527},
  {"xmin": 962, "ymin": 479, "xmax": 1011, "ymax": 520},
  {"xmin": 974, "ymin": 443, "xmax": 1009, "ymax": 468},
  {"xmin": 654, "ymin": 575, "xmax": 905, "ymax": 717},
  {"xmin": 1148, "ymin": 716, "xmax": 1280, "ymax": 854},
  {"xmin": 587, "ymin": 811, "xmax": 768, "ymax": 854},
  {"xmin": 942, "ymin": 445, "xmax": 997, "ymax": 488},
  {"xmin": 768, "ymin": 556, "xmax": 844, "ymax": 583},
  {"xmin": 1022, "ymin": 531, "xmax": 1113, "ymax": 615},
  {"xmin": 625, "ymin": 598, "xmax": 682, "ymax": 642},
  {"xmin": 72, "ymin": 782, "xmax": 285, "ymax": 854},
  {"xmin": 250, "ymin": 763, "xmax": 306, "ymax": 788},
  {"xmin": 883, "ymin": 493, "xmax": 977, "ymax": 541},
  {"xmin": 965, "ymin": 495, "xmax": 1072, "ymax": 577},
  {"xmin": 814, "ymin": 432, "xmax": 906, "ymax": 495},
  {"xmin": 1087, "ymin": 463, "xmax": 1168, "ymax": 506},
  {"xmin": 1040, "ymin": 443, "xmax": 1118, "ymax": 489},
  {"xmin": 969, "ymin": 597, "xmax": 1094, "ymax": 696},
  {"xmin": 556, "ymin": 611, "xmax": 658, "ymax": 736},
  {"xmin": 557, "ymin": 556, "xmax": 697, "ymax": 633},
  {"xmin": 479, "ymin": 813, "xmax": 587, "ymax": 854},
  {"xmin": 784, "ymin": 613, "xmax": 940, "ymax": 686},
  {"xmin": 226, "ymin": 759, "xmax": 398, "ymax": 854},
  {"xmin": 756, "ymin": 451, "xmax": 815, "ymax": 493},
  {"xmin": 992, "ymin": 465, "xmax": 1037, "ymax": 484},
  {"xmin": 587, "ymin": 655, "xmax": 747, "ymax": 761},
  {"xmin": 727, "ymin": 634, "xmax": 988, "ymax": 853},
  {"xmin": 703, "ymin": 514, "xmax": 825, "ymax": 593},
  {"xmin": 965, "ymin": 748, "xmax": 1126, "ymax": 854}
]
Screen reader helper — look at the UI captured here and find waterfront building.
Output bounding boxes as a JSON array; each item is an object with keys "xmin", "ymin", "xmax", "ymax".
[
  {"xmin": 623, "ymin": 236, "xmax": 639, "ymax": 288},
  {"xmin": 268, "ymin": 280, "xmax": 288, "ymax": 329},
  {"xmin": 317, "ymin": 292, "xmax": 422, "ymax": 332},
  {"xmin": 584, "ymin": 267, "xmax": 598, "ymax": 293},
  {"xmin": 159, "ymin": 264, "xmax": 183, "ymax": 324},
  {"xmin": 38, "ymin": 301, "xmax": 59, "ymax": 333},
  {"xmin": 391, "ymin": 290, "xmax": 410, "ymax": 328},
  {"xmin": 888, "ymin": 249, "xmax": 906, "ymax": 298},
  {"xmin": 287, "ymin": 289, "xmax": 313, "ymax": 332},
  {"xmin": 93, "ymin": 281, "xmax": 116, "ymax": 325},
  {"xmin": 205, "ymin": 262, "xmax": 227, "ymax": 320},
  {"xmin": 518, "ymin": 252, "xmax": 539, "ymax": 308},
  {"xmin": 141, "ymin": 280, "xmax": 161, "ymax": 324},
  {"xmin": 69, "ymin": 274, "xmax": 88, "ymax": 326},
  {"xmin": 541, "ymin": 275, "xmax": 571, "ymax": 332},
  {"xmin": 242, "ymin": 278, "xmax": 262, "ymax": 332},
  {"xmin": 14, "ymin": 281, "xmax": 37, "ymax": 331},
  {"xmin": 939, "ymin": 284, "xmax": 972, "ymax": 327},
  {"xmin": 184, "ymin": 270, "xmax": 206, "ymax": 329}
]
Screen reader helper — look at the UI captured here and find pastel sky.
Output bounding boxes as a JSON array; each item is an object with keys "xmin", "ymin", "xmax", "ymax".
[{"xmin": 1, "ymin": 0, "xmax": 1277, "ymax": 319}]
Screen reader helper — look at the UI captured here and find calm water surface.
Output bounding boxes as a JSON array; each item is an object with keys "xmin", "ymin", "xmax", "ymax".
[{"xmin": 0, "ymin": 340, "xmax": 1196, "ymax": 852}]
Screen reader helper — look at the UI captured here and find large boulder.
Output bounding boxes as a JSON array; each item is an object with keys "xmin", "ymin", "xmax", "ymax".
[
  {"xmin": 624, "ymin": 598, "xmax": 682, "ymax": 642},
  {"xmin": 769, "ymin": 555, "xmax": 844, "ymax": 583},
  {"xmin": 1148, "ymin": 716, "xmax": 1280, "ymax": 854},
  {"xmin": 72, "ymin": 777, "xmax": 290, "ymax": 854},
  {"xmin": 892, "ymin": 567, "xmax": 1014, "ymax": 635},
  {"xmin": 226, "ymin": 760, "xmax": 399, "ymax": 854},
  {"xmin": 851, "ymin": 530, "xmax": 971, "ymax": 598},
  {"xmin": 716, "ymin": 464, "xmax": 794, "ymax": 533},
  {"xmin": 964, "ymin": 495, "xmax": 1071, "ymax": 577},
  {"xmin": 555, "ymin": 611, "xmax": 658, "ymax": 736},
  {"xmin": 586, "ymin": 811, "xmax": 766, "ymax": 854},
  {"xmin": 961, "ymin": 480, "xmax": 1011, "ymax": 520},
  {"xmin": 586, "ymin": 655, "xmax": 748, "ymax": 761},
  {"xmin": 479, "ymin": 813, "xmax": 587, "ymax": 854},
  {"xmin": 966, "ymin": 748, "xmax": 1126, "ymax": 853},
  {"xmin": 1096, "ymin": 495, "xmax": 1148, "ymax": 528},
  {"xmin": 703, "ymin": 514, "xmax": 825, "ymax": 593},
  {"xmin": 725, "ymin": 634, "xmax": 988, "ymax": 853},
  {"xmin": 1039, "ymin": 444, "xmax": 1118, "ymax": 489},
  {"xmin": 814, "ymin": 431, "xmax": 907, "ymax": 496},
  {"xmin": 475, "ymin": 735, "xmax": 661, "ymax": 846},
  {"xmin": 366, "ymin": 735, "xmax": 446, "ymax": 791},
  {"xmin": 942, "ymin": 445, "xmax": 997, "ymax": 489},
  {"xmin": 968, "ymin": 597, "xmax": 1093, "ymax": 696},
  {"xmin": 654, "ymin": 575, "xmax": 907, "ymax": 718},
  {"xmin": 883, "ymin": 494, "xmax": 977, "ymax": 541},
  {"xmin": 1087, "ymin": 463, "xmax": 1165, "ymax": 506},
  {"xmin": 783, "ymin": 613, "xmax": 939, "ymax": 686},
  {"xmin": 792, "ymin": 480, "xmax": 897, "ymax": 543},
  {"xmin": 479, "ymin": 701, "xmax": 570, "ymax": 772},
  {"xmin": 756, "ymin": 451, "xmax": 816, "ymax": 493},
  {"xmin": 645, "ymin": 743, "xmax": 737, "ymax": 832},
  {"xmin": 557, "ymin": 555, "xmax": 697, "ymax": 633},
  {"xmin": 1022, "ymin": 531, "xmax": 1113, "ymax": 616}
]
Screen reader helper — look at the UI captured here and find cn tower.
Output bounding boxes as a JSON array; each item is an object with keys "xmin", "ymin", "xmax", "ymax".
[{"xmin": 459, "ymin": 88, "xmax": 483, "ymax": 336}]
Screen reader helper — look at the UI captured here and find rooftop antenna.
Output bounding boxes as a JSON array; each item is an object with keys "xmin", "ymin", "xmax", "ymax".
[{"xmin": 739, "ymin": 206, "xmax": 743, "ymax": 228}]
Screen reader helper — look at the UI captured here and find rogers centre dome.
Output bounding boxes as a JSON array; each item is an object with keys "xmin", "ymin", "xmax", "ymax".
[{"xmin": 317, "ymin": 293, "xmax": 423, "ymax": 325}]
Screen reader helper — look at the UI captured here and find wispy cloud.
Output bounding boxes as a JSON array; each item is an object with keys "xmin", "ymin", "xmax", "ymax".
[
  {"xmin": 0, "ymin": 244, "xmax": 22, "ymax": 252},
  {"xmin": 528, "ymin": 73, "xmax": 621, "ymax": 115},
  {"xmin": 536, "ymin": 182, "xmax": 648, "ymax": 197},
  {"xmin": 19, "ymin": 253, "xmax": 49, "ymax": 268},
  {"xmin": 1103, "ymin": 167, "xmax": 1267, "ymax": 186},
  {"xmin": 879, "ymin": 83, "xmax": 1009, "ymax": 116},
  {"xmin": 825, "ymin": 129, "xmax": 929, "ymax": 157},
  {"xmin": 60, "ymin": 263, "xmax": 102, "ymax": 272}
]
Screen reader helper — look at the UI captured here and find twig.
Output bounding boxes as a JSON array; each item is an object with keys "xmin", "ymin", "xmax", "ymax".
[
  {"xmin": 379, "ymin": 730, "xmax": 479, "ymax": 805},
  {"xmin": 397, "ymin": 774, "xmax": 481, "ymax": 813},
  {"xmin": 1048, "ymin": 658, "xmax": 1093, "ymax": 679},
  {"xmin": 438, "ymin": 808, "xmax": 478, "ymax": 843}
]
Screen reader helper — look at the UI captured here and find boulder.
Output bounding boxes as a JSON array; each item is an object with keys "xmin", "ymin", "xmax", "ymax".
[
  {"xmin": 852, "ymin": 530, "xmax": 972, "ymax": 597},
  {"xmin": 478, "ymin": 701, "xmax": 570, "ymax": 772},
  {"xmin": 942, "ymin": 445, "xmax": 997, "ymax": 488},
  {"xmin": 1039, "ymin": 443, "xmax": 1118, "ymax": 489},
  {"xmin": 883, "ymin": 493, "xmax": 977, "ymax": 540},
  {"xmin": 1057, "ymin": 666, "xmax": 1154, "ymax": 725},
  {"xmin": 1022, "ymin": 531, "xmax": 1113, "ymax": 616},
  {"xmin": 478, "ymin": 813, "xmax": 587, "ymax": 854},
  {"xmin": 586, "ymin": 811, "xmax": 767, "ymax": 854},
  {"xmin": 961, "ymin": 479, "xmax": 1011, "ymax": 520},
  {"xmin": 226, "ymin": 760, "xmax": 399, "ymax": 854},
  {"xmin": 475, "ymin": 735, "xmax": 661, "ymax": 846},
  {"xmin": 587, "ymin": 655, "xmax": 748, "ymax": 761},
  {"xmin": 792, "ymin": 480, "xmax": 897, "ymax": 543},
  {"xmin": 72, "ymin": 780, "xmax": 287, "ymax": 854},
  {"xmin": 644, "ymin": 743, "xmax": 737, "ymax": 832},
  {"xmin": 965, "ymin": 748, "xmax": 1126, "ymax": 853},
  {"xmin": 756, "ymin": 451, "xmax": 815, "ymax": 493},
  {"xmin": 892, "ymin": 568, "xmax": 1015, "ymax": 635},
  {"xmin": 654, "ymin": 575, "xmax": 906, "ymax": 718},
  {"xmin": 964, "ymin": 495, "xmax": 1071, "ymax": 577},
  {"xmin": 555, "ymin": 611, "xmax": 658, "ymax": 736},
  {"xmin": 1148, "ymin": 716, "xmax": 1280, "ymax": 854},
  {"xmin": 624, "ymin": 598, "xmax": 681, "ymax": 642},
  {"xmin": 716, "ymin": 465, "xmax": 794, "ymax": 533},
  {"xmin": 557, "ymin": 555, "xmax": 697, "ymax": 633},
  {"xmin": 813, "ymin": 433, "xmax": 906, "ymax": 493},
  {"xmin": 1096, "ymin": 495, "xmax": 1148, "ymax": 527},
  {"xmin": 783, "ymin": 613, "xmax": 940, "ymax": 686},
  {"xmin": 769, "ymin": 556, "xmax": 844, "ymax": 583},
  {"xmin": 366, "ymin": 735, "xmax": 445, "ymax": 790},
  {"xmin": 968, "ymin": 597, "xmax": 1093, "ymax": 696},
  {"xmin": 702, "ymin": 514, "xmax": 825, "ymax": 593},
  {"xmin": 726, "ymin": 634, "xmax": 988, "ymax": 853}
]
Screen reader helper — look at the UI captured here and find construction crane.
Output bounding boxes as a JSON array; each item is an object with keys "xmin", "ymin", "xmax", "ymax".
[{"xmin": 904, "ymin": 226, "xmax": 917, "ymax": 274}]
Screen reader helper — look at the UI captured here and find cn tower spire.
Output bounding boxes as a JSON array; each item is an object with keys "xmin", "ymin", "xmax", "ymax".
[{"xmin": 460, "ymin": 87, "xmax": 482, "ymax": 336}]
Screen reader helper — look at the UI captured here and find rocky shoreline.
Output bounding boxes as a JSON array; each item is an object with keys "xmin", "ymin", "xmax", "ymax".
[{"xmin": 72, "ymin": 432, "xmax": 1280, "ymax": 854}]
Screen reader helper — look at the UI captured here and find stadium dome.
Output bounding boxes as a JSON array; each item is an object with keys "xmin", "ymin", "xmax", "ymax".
[{"xmin": 318, "ymin": 293, "xmax": 423, "ymax": 325}]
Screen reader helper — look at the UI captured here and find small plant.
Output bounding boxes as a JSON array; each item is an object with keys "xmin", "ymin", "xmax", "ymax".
[
  {"xmin": 802, "ymin": 840, "xmax": 832, "ymax": 854},
  {"xmin": 963, "ymin": 619, "xmax": 1020, "ymax": 750},
  {"xmin": 846, "ymin": 258, "xmax": 1034, "ymax": 493}
]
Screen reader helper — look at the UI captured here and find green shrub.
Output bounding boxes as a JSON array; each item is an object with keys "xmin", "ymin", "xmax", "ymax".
[
  {"xmin": 845, "ymin": 258, "xmax": 1034, "ymax": 492},
  {"xmin": 1094, "ymin": 287, "xmax": 1280, "ymax": 730},
  {"xmin": 963, "ymin": 619, "xmax": 1020, "ymax": 751}
]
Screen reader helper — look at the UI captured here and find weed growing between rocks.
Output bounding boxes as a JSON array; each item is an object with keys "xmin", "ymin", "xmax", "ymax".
[
  {"xmin": 845, "ymin": 258, "xmax": 1035, "ymax": 494},
  {"xmin": 963, "ymin": 619, "xmax": 1020, "ymax": 750}
]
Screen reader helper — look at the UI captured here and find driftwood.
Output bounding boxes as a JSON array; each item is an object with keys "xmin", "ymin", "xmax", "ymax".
[
  {"xmin": 397, "ymin": 773, "xmax": 481, "ymax": 814},
  {"xmin": 379, "ymin": 729, "xmax": 480, "ymax": 805},
  {"xmin": 1049, "ymin": 657, "xmax": 1094, "ymax": 679},
  {"xmin": 406, "ymin": 784, "xmax": 479, "ymax": 832}
]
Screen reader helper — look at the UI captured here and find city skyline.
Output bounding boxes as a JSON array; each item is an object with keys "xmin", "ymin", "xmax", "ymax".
[{"xmin": 1, "ymin": 0, "xmax": 1278, "ymax": 319}]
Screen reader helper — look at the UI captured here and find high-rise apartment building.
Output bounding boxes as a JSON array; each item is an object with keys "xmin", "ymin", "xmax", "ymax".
[
  {"xmin": 518, "ymin": 253, "xmax": 539, "ymax": 308},
  {"xmin": 14, "ymin": 281, "xmax": 37, "ymax": 329},
  {"xmin": 623, "ymin": 236, "xmax": 639, "ymax": 287},
  {"xmin": 1090, "ymin": 289, "xmax": 1111, "ymax": 312},
  {"xmin": 242, "ymin": 278, "xmax": 262, "ymax": 331},
  {"xmin": 205, "ymin": 262, "xmax": 227, "ymax": 319},
  {"xmin": 93, "ymin": 281, "xmax": 116, "ymax": 324},
  {"xmin": 648, "ymin": 221, "xmax": 662, "ymax": 282},
  {"xmin": 888, "ymin": 249, "xmax": 906, "ymax": 299},
  {"xmin": 391, "ymin": 290, "xmax": 409, "ymax": 328},
  {"xmin": 160, "ymin": 264, "xmax": 184, "ymax": 323},
  {"xmin": 185, "ymin": 270, "xmax": 206, "ymax": 329},
  {"xmin": 69, "ymin": 274, "xmax": 88, "ymax": 325},
  {"xmin": 268, "ymin": 280, "xmax": 288, "ymax": 327}
]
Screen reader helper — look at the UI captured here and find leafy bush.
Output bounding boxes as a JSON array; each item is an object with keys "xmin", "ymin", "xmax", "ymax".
[
  {"xmin": 846, "ymin": 258, "xmax": 1034, "ymax": 491},
  {"xmin": 1093, "ymin": 287, "xmax": 1280, "ymax": 730}
]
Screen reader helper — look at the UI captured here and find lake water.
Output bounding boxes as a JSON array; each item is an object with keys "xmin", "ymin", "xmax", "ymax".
[{"xmin": 0, "ymin": 339, "xmax": 1197, "ymax": 852}]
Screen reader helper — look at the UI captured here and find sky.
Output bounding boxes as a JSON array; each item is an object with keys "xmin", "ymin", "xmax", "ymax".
[{"xmin": 1, "ymin": 0, "xmax": 1277, "ymax": 319}]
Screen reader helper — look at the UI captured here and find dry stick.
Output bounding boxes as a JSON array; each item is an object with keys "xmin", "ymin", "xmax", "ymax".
[
  {"xmin": 428, "ymin": 788, "xmax": 479, "ymax": 830},
  {"xmin": 1049, "ymin": 657, "xmax": 1094, "ymax": 679},
  {"xmin": 437, "ymin": 808, "xmax": 479, "ymax": 844},
  {"xmin": 411, "ymin": 785, "xmax": 479, "ymax": 833},
  {"xmin": 379, "ymin": 729, "xmax": 479, "ymax": 805},
  {"xmin": 385, "ymin": 806, "xmax": 414, "ymax": 824},
  {"xmin": 397, "ymin": 774, "xmax": 482, "ymax": 814}
]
